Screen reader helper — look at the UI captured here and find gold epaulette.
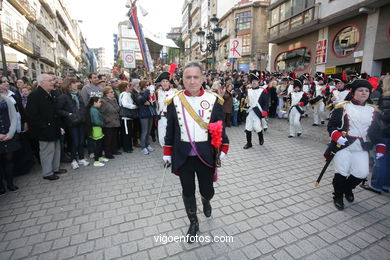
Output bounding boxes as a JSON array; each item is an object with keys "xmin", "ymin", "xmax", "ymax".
[
  {"xmin": 368, "ymin": 104, "xmax": 380, "ymax": 112},
  {"xmin": 164, "ymin": 90, "xmax": 182, "ymax": 106},
  {"xmin": 335, "ymin": 101, "xmax": 350, "ymax": 110},
  {"xmin": 206, "ymin": 90, "xmax": 224, "ymax": 105}
]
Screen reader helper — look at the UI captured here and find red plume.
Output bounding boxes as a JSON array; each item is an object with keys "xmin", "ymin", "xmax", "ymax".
[
  {"xmin": 169, "ymin": 63, "xmax": 177, "ymax": 79},
  {"xmin": 208, "ymin": 120, "xmax": 223, "ymax": 149},
  {"xmin": 342, "ymin": 70, "xmax": 347, "ymax": 82},
  {"xmin": 368, "ymin": 77, "xmax": 379, "ymax": 91}
]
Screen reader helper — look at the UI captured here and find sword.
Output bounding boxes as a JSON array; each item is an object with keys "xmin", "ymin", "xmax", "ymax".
[
  {"xmin": 153, "ymin": 162, "xmax": 170, "ymax": 216},
  {"xmin": 314, "ymin": 131, "xmax": 346, "ymax": 187}
]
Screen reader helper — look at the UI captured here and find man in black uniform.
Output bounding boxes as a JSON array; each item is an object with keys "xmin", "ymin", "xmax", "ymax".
[{"xmin": 163, "ymin": 62, "xmax": 229, "ymax": 243}]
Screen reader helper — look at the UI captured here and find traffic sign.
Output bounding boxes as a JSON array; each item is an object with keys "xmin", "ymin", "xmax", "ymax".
[
  {"xmin": 226, "ymin": 62, "xmax": 231, "ymax": 67},
  {"xmin": 123, "ymin": 50, "xmax": 136, "ymax": 68}
]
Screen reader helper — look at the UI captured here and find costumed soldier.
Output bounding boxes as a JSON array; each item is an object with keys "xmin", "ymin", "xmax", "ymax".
[
  {"xmin": 243, "ymin": 70, "xmax": 269, "ymax": 149},
  {"xmin": 155, "ymin": 72, "xmax": 177, "ymax": 147},
  {"xmin": 327, "ymin": 79, "xmax": 386, "ymax": 210},
  {"xmin": 288, "ymin": 78, "xmax": 309, "ymax": 138},
  {"xmin": 163, "ymin": 62, "xmax": 229, "ymax": 243},
  {"xmin": 327, "ymin": 72, "xmax": 351, "ymax": 110},
  {"xmin": 310, "ymin": 72, "xmax": 328, "ymax": 126}
]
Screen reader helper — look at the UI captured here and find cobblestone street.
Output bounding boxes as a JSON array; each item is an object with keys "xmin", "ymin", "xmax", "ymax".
[{"xmin": 0, "ymin": 118, "xmax": 389, "ymax": 260}]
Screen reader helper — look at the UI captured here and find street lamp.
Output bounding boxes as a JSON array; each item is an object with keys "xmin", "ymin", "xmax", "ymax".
[
  {"xmin": 0, "ymin": 0, "xmax": 8, "ymax": 76},
  {"xmin": 196, "ymin": 14, "xmax": 222, "ymax": 71}
]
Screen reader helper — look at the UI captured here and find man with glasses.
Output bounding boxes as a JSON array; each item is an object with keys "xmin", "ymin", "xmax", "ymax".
[{"xmin": 27, "ymin": 74, "xmax": 66, "ymax": 181}]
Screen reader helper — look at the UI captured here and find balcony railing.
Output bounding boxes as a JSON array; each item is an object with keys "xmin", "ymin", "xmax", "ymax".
[
  {"xmin": 39, "ymin": 0, "xmax": 56, "ymax": 18},
  {"xmin": 36, "ymin": 16, "xmax": 56, "ymax": 39},
  {"xmin": 2, "ymin": 23, "xmax": 15, "ymax": 43},
  {"xmin": 14, "ymin": 31, "xmax": 34, "ymax": 54},
  {"xmin": 269, "ymin": 6, "xmax": 317, "ymax": 40},
  {"xmin": 7, "ymin": 0, "xmax": 37, "ymax": 22}
]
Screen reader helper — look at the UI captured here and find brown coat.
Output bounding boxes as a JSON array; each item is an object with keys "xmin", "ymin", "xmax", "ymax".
[
  {"xmin": 100, "ymin": 96, "xmax": 120, "ymax": 128},
  {"xmin": 223, "ymin": 91, "xmax": 233, "ymax": 114}
]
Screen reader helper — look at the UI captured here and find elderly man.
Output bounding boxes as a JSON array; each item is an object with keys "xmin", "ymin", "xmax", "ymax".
[
  {"xmin": 26, "ymin": 74, "xmax": 66, "ymax": 180},
  {"xmin": 163, "ymin": 62, "xmax": 229, "ymax": 243}
]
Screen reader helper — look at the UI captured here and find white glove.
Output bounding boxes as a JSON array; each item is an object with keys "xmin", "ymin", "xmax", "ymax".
[
  {"xmin": 337, "ymin": 136, "xmax": 347, "ymax": 146},
  {"xmin": 163, "ymin": 156, "xmax": 171, "ymax": 164},
  {"xmin": 376, "ymin": 153, "xmax": 384, "ymax": 159},
  {"xmin": 60, "ymin": 128, "xmax": 65, "ymax": 135},
  {"xmin": 219, "ymin": 152, "xmax": 226, "ymax": 160}
]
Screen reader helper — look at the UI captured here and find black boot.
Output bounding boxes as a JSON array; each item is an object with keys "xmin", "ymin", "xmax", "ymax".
[
  {"xmin": 201, "ymin": 196, "xmax": 212, "ymax": 217},
  {"xmin": 345, "ymin": 175, "xmax": 364, "ymax": 202},
  {"xmin": 258, "ymin": 132, "xmax": 264, "ymax": 145},
  {"xmin": 243, "ymin": 131, "xmax": 252, "ymax": 149},
  {"xmin": 332, "ymin": 173, "xmax": 346, "ymax": 210},
  {"xmin": 182, "ymin": 196, "xmax": 199, "ymax": 243}
]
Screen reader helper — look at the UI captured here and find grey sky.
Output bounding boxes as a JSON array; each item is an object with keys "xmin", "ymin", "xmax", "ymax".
[{"xmin": 68, "ymin": 0, "xmax": 184, "ymax": 67}]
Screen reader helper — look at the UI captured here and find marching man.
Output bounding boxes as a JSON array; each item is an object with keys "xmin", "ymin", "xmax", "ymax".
[
  {"xmin": 156, "ymin": 72, "xmax": 177, "ymax": 147},
  {"xmin": 288, "ymin": 78, "xmax": 309, "ymax": 138},
  {"xmin": 243, "ymin": 70, "xmax": 269, "ymax": 149},
  {"xmin": 310, "ymin": 73, "xmax": 328, "ymax": 126},
  {"xmin": 327, "ymin": 79, "xmax": 386, "ymax": 210},
  {"xmin": 163, "ymin": 62, "xmax": 229, "ymax": 243},
  {"xmin": 328, "ymin": 72, "xmax": 350, "ymax": 109}
]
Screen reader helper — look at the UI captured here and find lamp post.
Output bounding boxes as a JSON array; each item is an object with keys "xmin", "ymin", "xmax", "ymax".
[
  {"xmin": 196, "ymin": 14, "xmax": 222, "ymax": 71},
  {"xmin": 0, "ymin": 0, "xmax": 8, "ymax": 76}
]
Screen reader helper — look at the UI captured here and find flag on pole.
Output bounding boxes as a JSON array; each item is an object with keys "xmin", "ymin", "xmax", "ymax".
[{"xmin": 129, "ymin": 4, "xmax": 154, "ymax": 72}]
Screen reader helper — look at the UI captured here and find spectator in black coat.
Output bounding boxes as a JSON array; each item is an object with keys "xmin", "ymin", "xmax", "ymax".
[{"xmin": 26, "ymin": 74, "xmax": 66, "ymax": 181}]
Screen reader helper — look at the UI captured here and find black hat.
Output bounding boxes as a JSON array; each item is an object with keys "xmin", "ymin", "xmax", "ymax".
[
  {"xmin": 249, "ymin": 70, "xmax": 260, "ymax": 82},
  {"xmin": 350, "ymin": 79, "xmax": 372, "ymax": 93},
  {"xmin": 155, "ymin": 72, "xmax": 171, "ymax": 83},
  {"xmin": 333, "ymin": 73, "xmax": 347, "ymax": 84},
  {"xmin": 293, "ymin": 79, "xmax": 303, "ymax": 89},
  {"xmin": 315, "ymin": 72, "xmax": 325, "ymax": 81}
]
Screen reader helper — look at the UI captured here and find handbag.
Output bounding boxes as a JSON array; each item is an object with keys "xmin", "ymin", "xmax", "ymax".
[
  {"xmin": 119, "ymin": 106, "xmax": 138, "ymax": 119},
  {"xmin": 66, "ymin": 111, "xmax": 85, "ymax": 127}
]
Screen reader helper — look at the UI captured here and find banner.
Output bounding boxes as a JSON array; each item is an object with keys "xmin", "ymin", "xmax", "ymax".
[
  {"xmin": 129, "ymin": 4, "xmax": 154, "ymax": 72},
  {"xmin": 228, "ymin": 38, "xmax": 242, "ymax": 59},
  {"xmin": 315, "ymin": 39, "xmax": 327, "ymax": 65}
]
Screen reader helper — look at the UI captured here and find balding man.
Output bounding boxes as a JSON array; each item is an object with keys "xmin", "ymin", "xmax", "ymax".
[{"xmin": 26, "ymin": 74, "xmax": 66, "ymax": 180}]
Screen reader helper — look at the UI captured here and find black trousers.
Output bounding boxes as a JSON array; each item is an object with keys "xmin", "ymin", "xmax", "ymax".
[
  {"xmin": 103, "ymin": 127, "xmax": 118, "ymax": 157},
  {"xmin": 120, "ymin": 119, "xmax": 133, "ymax": 152},
  {"xmin": 179, "ymin": 156, "xmax": 215, "ymax": 200}
]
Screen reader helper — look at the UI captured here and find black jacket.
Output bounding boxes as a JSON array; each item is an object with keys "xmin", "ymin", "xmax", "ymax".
[
  {"xmin": 57, "ymin": 92, "xmax": 86, "ymax": 127},
  {"xmin": 164, "ymin": 94, "xmax": 229, "ymax": 173},
  {"xmin": 378, "ymin": 95, "xmax": 390, "ymax": 138},
  {"xmin": 26, "ymin": 86, "xmax": 61, "ymax": 141}
]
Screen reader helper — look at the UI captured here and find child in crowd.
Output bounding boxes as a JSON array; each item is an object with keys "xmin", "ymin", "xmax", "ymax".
[{"xmin": 88, "ymin": 97, "xmax": 108, "ymax": 167}]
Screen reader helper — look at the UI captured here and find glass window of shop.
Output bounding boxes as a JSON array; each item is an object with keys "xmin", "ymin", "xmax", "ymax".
[
  {"xmin": 275, "ymin": 47, "xmax": 311, "ymax": 72},
  {"xmin": 235, "ymin": 11, "xmax": 251, "ymax": 31},
  {"xmin": 332, "ymin": 25, "xmax": 360, "ymax": 57}
]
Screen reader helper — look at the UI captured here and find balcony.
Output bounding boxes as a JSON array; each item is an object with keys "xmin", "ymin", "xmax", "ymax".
[
  {"xmin": 7, "ymin": 0, "xmax": 37, "ymax": 22},
  {"xmin": 40, "ymin": 46, "xmax": 55, "ymax": 65},
  {"xmin": 57, "ymin": 30, "xmax": 71, "ymax": 50},
  {"xmin": 268, "ymin": 5, "xmax": 318, "ymax": 43},
  {"xmin": 39, "ymin": 0, "xmax": 56, "ymax": 18},
  {"xmin": 2, "ymin": 23, "xmax": 15, "ymax": 44},
  {"xmin": 13, "ymin": 31, "xmax": 34, "ymax": 55},
  {"xmin": 36, "ymin": 17, "xmax": 55, "ymax": 40},
  {"xmin": 190, "ymin": 0, "xmax": 200, "ymax": 16}
]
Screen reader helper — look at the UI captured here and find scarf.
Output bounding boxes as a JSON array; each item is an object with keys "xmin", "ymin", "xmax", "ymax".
[{"xmin": 70, "ymin": 90, "xmax": 80, "ymax": 109}]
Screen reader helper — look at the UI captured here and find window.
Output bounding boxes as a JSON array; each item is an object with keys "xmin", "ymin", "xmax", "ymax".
[
  {"xmin": 275, "ymin": 46, "xmax": 311, "ymax": 72},
  {"xmin": 241, "ymin": 34, "xmax": 251, "ymax": 55},
  {"xmin": 280, "ymin": 1, "xmax": 291, "ymax": 21},
  {"xmin": 332, "ymin": 25, "xmax": 361, "ymax": 57},
  {"xmin": 235, "ymin": 11, "xmax": 251, "ymax": 31},
  {"xmin": 292, "ymin": 0, "xmax": 304, "ymax": 15},
  {"xmin": 271, "ymin": 7, "xmax": 279, "ymax": 26}
]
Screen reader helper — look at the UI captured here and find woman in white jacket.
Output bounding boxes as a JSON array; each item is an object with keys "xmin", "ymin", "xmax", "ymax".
[{"xmin": 119, "ymin": 82, "xmax": 138, "ymax": 153}]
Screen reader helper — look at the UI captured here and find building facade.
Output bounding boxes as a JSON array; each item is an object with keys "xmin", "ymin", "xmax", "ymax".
[
  {"xmin": 1, "ymin": 0, "xmax": 92, "ymax": 79},
  {"xmin": 115, "ymin": 21, "xmax": 142, "ymax": 69},
  {"xmin": 268, "ymin": 0, "xmax": 390, "ymax": 76}
]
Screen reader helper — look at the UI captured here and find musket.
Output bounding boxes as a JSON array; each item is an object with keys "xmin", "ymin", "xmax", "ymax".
[{"xmin": 314, "ymin": 131, "xmax": 346, "ymax": 187}]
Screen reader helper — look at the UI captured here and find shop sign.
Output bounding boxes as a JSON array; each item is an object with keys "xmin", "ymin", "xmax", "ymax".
[
  {"xmin": 325, "ymin": 67, "xmax": 336, "ymax": 75},
  {"xmin": 353, "ymin": 50, "xmax": 363, "ymax": 58},
  {"xmin": 229, "ymin": 38, "xmax": 242, "ymax": 58},
  {"xmin": 315, "ymin": 39, "xmax": 327, "ymax": 65}
]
